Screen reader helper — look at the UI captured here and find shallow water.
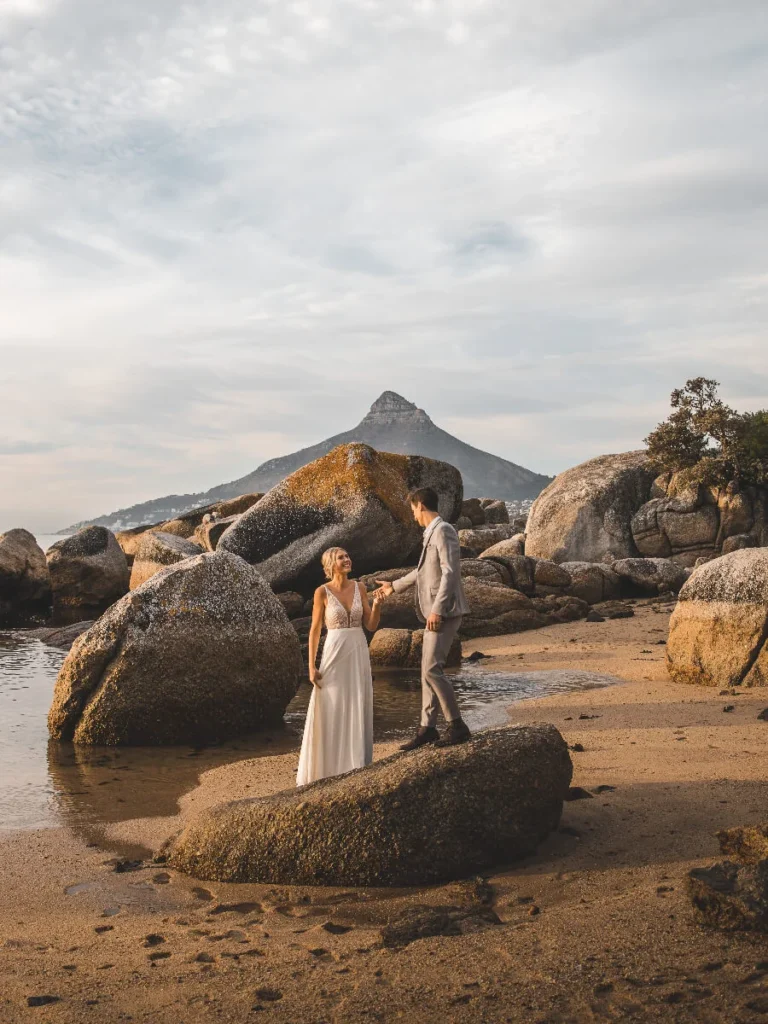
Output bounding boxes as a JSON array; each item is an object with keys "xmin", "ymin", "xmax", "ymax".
[{"xmin": 0, "ymin": 632, "xmax": 620, "ymax": 842}]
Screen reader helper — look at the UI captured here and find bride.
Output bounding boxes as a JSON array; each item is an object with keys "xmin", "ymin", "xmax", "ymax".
[{"xmin": 296, "ymin": 547, "xmax": 382, "ymax": 787}]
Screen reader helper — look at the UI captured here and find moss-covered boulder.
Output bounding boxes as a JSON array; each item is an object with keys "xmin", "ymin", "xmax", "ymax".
[
  {"xmin": 47, "ymin": 527, "xmax": 130, "ymax": 623},
  {"xmin": 129, "ymin": 531, "xmax": 201, "ymax": 589},
  {"xmin": 0, "ymin": 528, "xmax": 51, "ymax": 625},
  {"xmin": 667, "ymin": 549, "xmax": 768, "ymax": 688},
  {"xmin": 218, "ymin": 444, "xmax": 462, "ymax": 593},
  {"xmin": 48, "ymin": 551, "xmax": 301, "ymax": 745},
  {"xmin": 166, "ymin": 724, "xmax": 572, "ymax": 886}
]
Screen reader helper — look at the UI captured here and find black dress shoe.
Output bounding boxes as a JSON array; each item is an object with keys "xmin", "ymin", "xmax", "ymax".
[
  {"xmin": 435, "ymin": 719, "xmax": 471, "ymax": 747},
  {"xmin": 399, "ymin": 726, "xmax": 439, "ymax": 751}
]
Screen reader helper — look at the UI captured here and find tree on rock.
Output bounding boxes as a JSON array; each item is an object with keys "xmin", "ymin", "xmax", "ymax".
[{"xmin": 646, "ymin": 377, "xmax": 768, "ymax": 488}]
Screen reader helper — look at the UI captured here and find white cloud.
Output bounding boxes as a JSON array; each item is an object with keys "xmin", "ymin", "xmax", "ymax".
[{"xmin": 0, "ymin": 0, "xmax": 767, "ymax": 531}]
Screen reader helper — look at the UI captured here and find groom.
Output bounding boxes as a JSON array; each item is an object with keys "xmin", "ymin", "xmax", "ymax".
[{"xmin": 375, "ymin": 487, "xmax": 471, "ymax": 749}]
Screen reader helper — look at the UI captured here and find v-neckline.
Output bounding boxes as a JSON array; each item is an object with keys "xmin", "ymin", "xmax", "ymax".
[{"xmin": 326, "ymin": 582, "xmax": 357, "ymax": 618}]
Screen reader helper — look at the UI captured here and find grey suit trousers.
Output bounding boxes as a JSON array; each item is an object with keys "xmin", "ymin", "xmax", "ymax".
[{"xmin": 420, "ymin": 616, "xmax": 462, "ymax": 728}]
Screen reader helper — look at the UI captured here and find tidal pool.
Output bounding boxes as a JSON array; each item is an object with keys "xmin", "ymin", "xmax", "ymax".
[{"xmin": 0, "ymin": 632, "xmax": 619, "ymax": 841}]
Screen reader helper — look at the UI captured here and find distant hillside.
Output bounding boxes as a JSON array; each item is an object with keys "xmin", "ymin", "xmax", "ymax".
[{"xmin": 62, "ymin": 392, "xmax": 552, "ymax": 532}]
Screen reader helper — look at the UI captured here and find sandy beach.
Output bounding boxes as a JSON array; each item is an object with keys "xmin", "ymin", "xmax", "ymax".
[{"xmin": 3, "ymin": 601, "xmax": 768, "ymax": 1023}]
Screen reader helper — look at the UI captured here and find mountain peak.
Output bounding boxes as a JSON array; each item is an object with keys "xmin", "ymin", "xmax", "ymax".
[{"xmin": 362, "ymin": 391, "xmax": 433, "ymax": 426}]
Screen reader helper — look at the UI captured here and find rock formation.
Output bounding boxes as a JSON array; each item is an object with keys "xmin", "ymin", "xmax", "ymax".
[
  {"xmin": 129, "ymin": 531, "xmax": 202, "ymax": 589},
  {"xmin": 631, "ymin": 477, "xmax": 768, "ymax": 567},
  {"xmin": 217, "ymin": 443, "xmax": 463, "ymax": 594},
  {"xmin": 688, "ymin": 823, "xmax": 768, "ymax": 932},
  {"xmin": 165, "ymin": 724, "xmax": 572, "ymax": 886},
  {"xmin": 526, "ymin": 451, "xmax": 658, "ymax": 564},
  {"xmin": 368, "ymin": 628, "xmax": 462, "ymax": 669},
  {"xmin": 0, "ymin": 528, "xmax": 51, "ymax": 625},
  {"xmin": 47, "ymin": 527, "xmax": 130, "ymax": 623},
  {"xmin": 48, "ymin": 551, "xmax": 302, "ymax": 745},
  {"xmin": 667, "ymin": 549, "xmax": 768, "ymax": 688}
]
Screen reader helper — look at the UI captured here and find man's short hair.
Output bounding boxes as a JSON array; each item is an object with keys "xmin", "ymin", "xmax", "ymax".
[{"xmin": 408, "ymin": 487, "xmax": 439, "ymax": 512}]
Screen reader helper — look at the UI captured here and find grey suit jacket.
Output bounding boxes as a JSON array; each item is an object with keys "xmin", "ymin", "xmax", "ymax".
[{"xmin": 392, "ymin": 519, "xmax": 470, "ymax": 623}]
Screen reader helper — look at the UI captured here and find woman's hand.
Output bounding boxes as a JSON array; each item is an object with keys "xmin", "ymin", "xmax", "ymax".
[{"xmin": 309, "ymin": 666, "xmax": 322, "ymax": 688}]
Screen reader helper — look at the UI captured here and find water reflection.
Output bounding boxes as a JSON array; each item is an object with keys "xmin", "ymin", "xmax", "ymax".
[{"xmin": 2, "ymin": 631, "xmax": 619, "ymax": 843}]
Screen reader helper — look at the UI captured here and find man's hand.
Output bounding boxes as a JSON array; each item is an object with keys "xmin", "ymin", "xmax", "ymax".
[
  {"xmin": 374, "ymin": 580, "xmax": 394, "ymax": 601},
  {"xmin": 426, "ymin": 613, "xmax": 443, "ymax": 633}
]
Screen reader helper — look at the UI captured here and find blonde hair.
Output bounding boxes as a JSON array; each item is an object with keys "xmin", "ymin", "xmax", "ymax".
[{"xmin": 321, "ymin": 547, "xmax": 348, "ymax": 580}]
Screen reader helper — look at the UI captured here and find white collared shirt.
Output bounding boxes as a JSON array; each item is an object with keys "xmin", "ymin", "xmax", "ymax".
[{"xmin": 422, "ymin": 515, "xmax": 442, "ymax": 548}]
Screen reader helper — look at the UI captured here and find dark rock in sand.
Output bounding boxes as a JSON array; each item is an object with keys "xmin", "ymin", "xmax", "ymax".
[
  {"xmin": 688, "ymin": 860, "xmax": 768, "ymax": 932},
  {"xmin": 48, "ymin": 551, "xmax": 301, "ymax": 745},
  {"xmin": 717, "ymin": 824, "xmax": 768, "ymax": 866},
  {"xmin": 591, "ymin": 600, "xmax": 634, "ymax": 620},
  {"xmin": 218, "ymin": 444, "xmax": 462, "ymax": 594},
  {"xmin": 47, "ymin": 527, "xmax": 129, "ymax": 623},
  {"xmin": 0, "ymin": 528, "xmax": 51, "ymax": 625},
  {"xmin": 129, "ymin": 531, "xmax": 202, "ymax": 590},
  {"xmin": 166, "ymin": 724, "xmax": 572, "ymax": 886},
  {"xmin": 381, "ymin": 904, "xmax": 502, "ymax": 948}
]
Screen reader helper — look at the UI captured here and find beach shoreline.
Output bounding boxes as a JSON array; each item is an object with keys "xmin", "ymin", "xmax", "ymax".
[{"xmin": 3, "ymin": 603, "xmax": 768, "ymax": 1023}]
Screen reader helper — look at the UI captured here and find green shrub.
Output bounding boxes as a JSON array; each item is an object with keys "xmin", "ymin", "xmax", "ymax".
[{"xmin": 645, "ymin": 378, "xmax": 768, "ymax": 488}]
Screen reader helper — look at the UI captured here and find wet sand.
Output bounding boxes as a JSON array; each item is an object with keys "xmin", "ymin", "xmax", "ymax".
[{"xmin": 3, "ymin": 601, "xmax": 768, "ymax": 1023}]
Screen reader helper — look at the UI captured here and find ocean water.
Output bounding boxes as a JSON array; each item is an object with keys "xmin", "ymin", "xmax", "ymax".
[{"xmin": 0, "ymin": 632, "xmax": 619, "ymax": 844}]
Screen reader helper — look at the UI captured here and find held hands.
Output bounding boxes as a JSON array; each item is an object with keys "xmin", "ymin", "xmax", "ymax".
[{"xmin": 373, "ymin": 580, "xmax": 394, "ymax": 602}]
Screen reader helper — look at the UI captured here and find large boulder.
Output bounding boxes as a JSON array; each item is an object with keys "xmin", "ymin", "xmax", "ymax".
[
  {"xmin": 0, "ymin": 529, "xmax": 51, "ymax": 625},
  {"xmin": 478, "ymin": 536, "xmax": 526, "ymax": 561},
  {"xmin": 218, "ymin": 444, "xmax": 462, "ymax": 594},
  {"xmin": 459, "ymin": 558, "xmax": 511, "ymax": 586},
  {"xmin": 359, "ymin": 568, "xmax": 421, "ymax": 630},
  {"xmin": 460, "ymin": 498, "xmax": 486, "ymax": 527},
  {"xmin": 115, "ymin": 524, "xmax": 159, "ymax": 566},
  {"xmin": 47, "ymin": 527, "xmax": 130, "ymax": 623},
  {"xmin": 667, "ymin": 549, "xmax": 768, "ymax": 688},
  {"xmin": 48, "ymin": 551, "xmax": 302, "ymax": 745},
  {"xmin": 166, "ymin": 724, "xmax": 572, "ymax": 886},
  {"xmin": 369, "ymin": 628, "xmax": 462, "ymax": 669},
  {"xmin": 632, "ymin": 478, "xmax": 768, "ymax": 566},
  {"xmin": 631, "ymin": 485, "xmax": 720, "ymax": 566},
  {"xmin": 480, "ymin": 499, "xmax": 510, "ymax": 525},
  {"xmin": 193, "ymin": 515, "xmax": 239, "ymax": 552},
  {"xmin": 611, "ymin": 557, "xmax": 688, "ymax": 595},
  {"xmin": 160, "ymin": 493, "xmax": 263, "ymax": 540},
  {"xmin": 129, "ymin": 531, "xmax": 202, "ymax": 589},
  {"xmin": 460, "ymin": 578, "xmax": 548, "ymax": 638},
  {"xmin": 559, "ymin": 562, "xmax": 620, "ymax": 605},
  {"xmin": 526, "ymin": 451, "xmax": 657, "ymax": 563},
  {"xmin": 457, "ymin": 525, "xmax": 517, "ymax": 557}
]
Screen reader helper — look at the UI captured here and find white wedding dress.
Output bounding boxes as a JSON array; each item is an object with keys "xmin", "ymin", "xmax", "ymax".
[{"xmin": 296, "ymin": 582, "xmax": 374, "ymax": 787}]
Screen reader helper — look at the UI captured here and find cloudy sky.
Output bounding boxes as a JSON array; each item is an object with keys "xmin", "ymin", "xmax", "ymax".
[{"xmin": 2, "ymin": 0, "xmax": 767, "ymax": 532}]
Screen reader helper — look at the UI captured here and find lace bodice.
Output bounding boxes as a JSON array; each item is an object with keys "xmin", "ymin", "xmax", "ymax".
[{"xmin": 324, "ymin": 582, "xmax": 363, "ymax": 630}]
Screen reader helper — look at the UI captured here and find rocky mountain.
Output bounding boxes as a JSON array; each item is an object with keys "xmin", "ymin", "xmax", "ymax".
[{"xmin": 62, "ymin": 392, "xmax": 552, "ymax": 532}]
